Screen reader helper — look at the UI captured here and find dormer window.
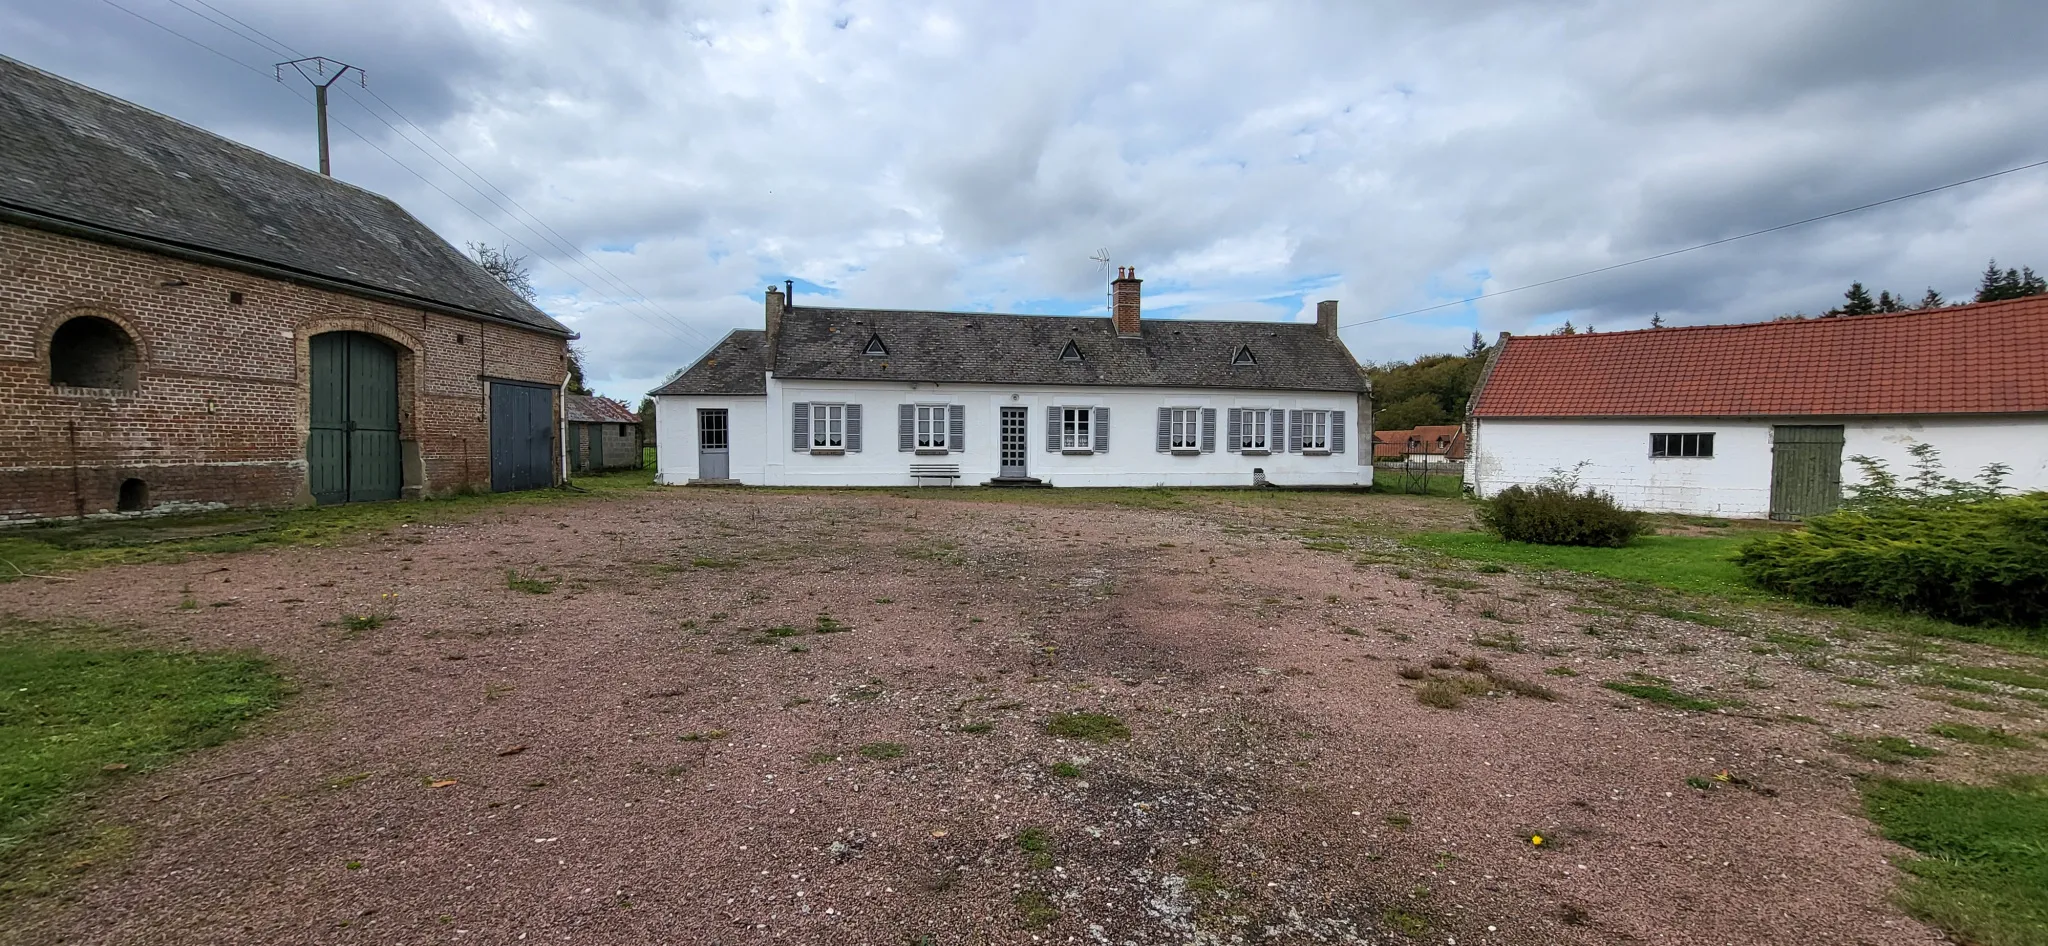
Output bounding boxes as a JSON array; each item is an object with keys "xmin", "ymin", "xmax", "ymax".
[
  {"xmin": 1059, "ymin": 340, "xmax": 1083, "ymax": 362},
  {"xmin": 863, "ymin": 334, "xmax": 888, "ymax": 356},
  {"xmin": 1231, "ymin": 345, "xmax": 1256, "ymax": 366}
]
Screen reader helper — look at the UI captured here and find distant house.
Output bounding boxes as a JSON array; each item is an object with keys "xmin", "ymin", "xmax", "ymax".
[
  {"xmin": 1464, "ymin": 298, "xmax": 2048, "ymax": 519},
  {"xmin": 652, "ymin": 270, "xmax": 1373, "ymax": 487},
  {"xmin": 0, "ymin": 56, "xmax": 574, "ymax": 522},
  {"xmin": 1373, "ymin": 425, "xmax": 1465, "ymax": 464},
  {"xmin": 565, "ymin": 395, "xmax": 642, "ymax": 472}
]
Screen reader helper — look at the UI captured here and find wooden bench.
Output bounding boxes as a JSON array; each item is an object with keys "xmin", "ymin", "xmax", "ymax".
[{"xmin": 908, "ymin": 463, "xmax": 962, "ymax": 486}]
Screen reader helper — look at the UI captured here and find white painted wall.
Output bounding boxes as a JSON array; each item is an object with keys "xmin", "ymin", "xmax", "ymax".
[
  {"xmin": 658, "ymin": 377, "xmax": 1372, "ymax": 487},
  {"xmin": 1466, "ymin": 415, "xmax": 2048, "ymax": 518}
]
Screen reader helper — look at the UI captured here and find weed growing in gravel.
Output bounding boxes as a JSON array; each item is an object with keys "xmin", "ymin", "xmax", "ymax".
[
  {"xmin": 1383, "ymin": 812, "xmax": 1412, "ymax": 829},
  {"xmin": 1926, "ymin": 723, "xmax": 2033, "ymax": 749},
  {"xmin": 856, "ymin": 742, "xmax": 905, "ymax": 760},
  {"xmin": 801, "ymin": 750, "xmax": 840, "ymax": 764},
  {"xmin": 1838, "ymin": 734, "xmax": 1941, "ymax": 764},
  {"xmin": 176, "ymin": 585, "xmax": 198, "ymax": 610},
  {"xmin": 1050, "ymin": 761, "xmax": 1082, "ymax": 778},
  {"xmin": 1046, "ymin": 712, "xmax": 1129, "ymax": 743},
  {"xmin": 1545, "ymin": 665, "xmax": 1580, "ymax": 677},
  {"xmin": 1014, "ymin": 890, "xmax": 1058, "ymax": 928},
  {"xmin": 1016, "ymin": 827, "xmax": 1055, "ymax": 869},
  {"xmin": 505, "ymin": 570, "xmax": 557, "ymax": 594},
  {"xmin": 814, "ymin": 613, "xmax": 852, "ymax": 634},
  {"xmin": 337, "ymin": 612, "xmax": 388, "ymax": 635},
  {"xmin": 689, "ymin": 557, "xmax": 739, "ymax": 569},
  {"xmin": 1396, "ymin": 665, "xmax": 1427, "ymax": 680},
  {"xmin": 1381, "ymin": 909, "xmax": 1430, "ymax": 936},
  {"xmin": 1473, "ymin": 630, "xmax": 1528, "ymax": 651},
  {"xmin": 1685, "ymin": 776, "xmax": 1716, "ymax": 791},
  {"xmin": 958, "ymin": 722, "xmax": 994, "ymax": 734},
  {"xmin": 678, "ymin": 730, "xmax": 727, "ymax": 742},
  {"xmin": 1416, "ymin": 680, "xmax": 1466, "ymax": 709},
  {"xmin": 1602, "ymin": 676, "xmax": 1725, "ymax": 711}
]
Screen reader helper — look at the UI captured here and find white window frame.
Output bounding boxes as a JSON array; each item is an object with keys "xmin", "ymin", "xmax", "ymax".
[
  {"xmin": 811, "ymin": 403, "xmax": 845, "ymax": 451},
  {"xmin": 1300, "ymin": 409, "xmax": 1330, "ymax": 453},
  {"xmin": 1168, "ymin": 407, "xmax": 1201, "ymax": 452},
  {"xmin": 1061, "ymin": 406, "xmax": 1093, "ymax": 452},
  {"xmin": 1240, "ymin": 408, "xmax": 1271, "ymax": 453},
  {"xmin": 915, "ymin": 404, "xmax": 949, "ymax": 451}
]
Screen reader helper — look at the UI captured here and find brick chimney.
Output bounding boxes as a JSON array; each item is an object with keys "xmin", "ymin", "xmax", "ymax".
[
  {"xmin": 764, "ymin": 284, "xmax": 786, "ymax": 364},
  {"xmin": 1112, "ymin": 267, "xmax": 1142, "ymax": 337},
  {"xmin": 1316, "ymin": 299, "xmax": 1338, "ymax": 337}
]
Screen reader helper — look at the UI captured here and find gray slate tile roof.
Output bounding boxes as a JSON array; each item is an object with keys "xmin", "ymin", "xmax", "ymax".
[
  {"xmin": 0, "ymin": 55, "xmax": 568, "ymax": 336},
  {"xmin": 772, "ymin": 307, "xmax": 1368, "ymax": 392},
  {"xmin": 651, "ymin": 330, "xmax": 769, "ymax": 395},
  {"xmin": 564, "ymin": 394, "xmax": 638, "ymax": 424}
]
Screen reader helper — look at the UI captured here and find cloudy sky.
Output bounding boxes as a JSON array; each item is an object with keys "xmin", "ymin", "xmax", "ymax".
[{"xmin": 6, "ymin": 1, "xmax": 2046, "ymax": 402}]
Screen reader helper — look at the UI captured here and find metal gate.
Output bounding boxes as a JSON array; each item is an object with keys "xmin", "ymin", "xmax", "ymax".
[
  {"xmin": 307, "ymin": 332, "xmax": 401, "ymax": 504},
  {"xmin": 999, "ymin": 406, "xmax": 1027, "ymax": 478},
  {"xmin": 1769, "ymin": 425, "xmax": 1844, "ymax": 520},
  {"xmin": 698, "ymin": 409, "xmax": 729, "ymax": 479},
  {"xmin": 490, "ymin": 381, "xmax": 556, "ymax": 492}
]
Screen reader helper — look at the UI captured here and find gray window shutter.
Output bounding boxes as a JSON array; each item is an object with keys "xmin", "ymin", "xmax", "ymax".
[
  {"xmin": 1331, "ymin": 410, "xmax": 1346, "ymax": 454},
  {"xmin": 1201, "ymin": 408, "xmax": 1217, "ymax": 453},
  {"xmin": 1287, "ymin": 410, "xmax": 1302, "ymax": 453},
  {"xmin": 1047, "ymin": 407, "xmax": 1061, "ymax": 452},
  {"xmin": 948, "ymin": 404, "xmax": 965, "ymax": 452},
  {"xmin": 898, "ymin": 404, "xmax": 915, "ymax": 452},
  {"xmin": 1226, "ymin": 408, "xmax": 1242, "ymax": 453},
  {"xmin": 1093, "ymin": 406, "xmax": 1110, "ymax": 453},
  {"xmin": 845, "ymin": 404, "xmax": 863, "ymax": 452},
  {"xmin": 1155, "ymin": 407, "xmax": 1172, "ymax": 452},
  {"xmin": 792, "ymin": 402, "xmax": 810, "ymax": 451}
]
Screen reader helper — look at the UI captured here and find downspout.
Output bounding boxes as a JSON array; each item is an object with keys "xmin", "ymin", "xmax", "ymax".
[{"xmin": 559, "ymin": 370, "xmax": 572, "ymax": 485}]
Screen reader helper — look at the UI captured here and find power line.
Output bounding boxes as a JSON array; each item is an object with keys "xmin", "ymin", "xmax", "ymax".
[
  {"xmin": 1341, "ymin": 157, "xmax": 2048, "ymax": 329},
  {"xmin": 170, "ymin": 0, "xmax": 716, "ymax": 350},
  {"xmin": 99, "ymin": 0, "xmax": 711, "ymax": 349}
]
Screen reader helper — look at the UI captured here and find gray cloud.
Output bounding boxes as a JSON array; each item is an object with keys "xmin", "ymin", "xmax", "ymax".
[{"xmin": 5, "ymin": 0, "xmax": 2046, "ymax": 401}]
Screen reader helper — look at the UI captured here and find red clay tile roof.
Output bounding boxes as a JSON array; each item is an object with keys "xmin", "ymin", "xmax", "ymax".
[
  {"xmin": 1471, "ymin": 296, "xmax": 2048, "ymax": 418},
  {"xmin": 565, "ymin": 394, "xmax": 638, "ymax": 424}
]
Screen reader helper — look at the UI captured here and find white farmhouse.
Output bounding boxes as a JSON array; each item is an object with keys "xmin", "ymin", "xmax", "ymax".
[
  {"xmin": 1463, "ymin": 296, "xmax": 2048, "ymax": 519},
  {"xmin": 653, "ymin": 270, "xmax": 1373, "ymax": 488}
]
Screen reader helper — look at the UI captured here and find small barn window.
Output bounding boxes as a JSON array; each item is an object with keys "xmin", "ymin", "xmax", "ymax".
[
  {"xmin": 49, "ymin": 316, "xmax": 139, "ymax": 390},
  {"xmin": 1232, "ymin": 346, "xmax": 1256, "ymax": 366},
  {"xmin": 117, "ymin": 478, "xmax": 149, "ymax": 512},
  {"xmin": 863, "ymin": 334, "xmax": 888, "ymax": 356},
  {"xmin": 1650, "ymin": 432, "xmax": 1714, "ymax": 458},
  {"xmin": 1059, "ymin": 340, "xmax": 1082, "ymax": 362}
]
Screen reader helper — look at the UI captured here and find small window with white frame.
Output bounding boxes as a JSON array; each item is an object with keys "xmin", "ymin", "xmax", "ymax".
[
  {"xmin": 811, "ymin": 403, "xmax": 845, "ymax": 450},
  {"xmin": 915, "ymin": 404, "xmax": 949, "ymax": 450},
  {"xmin": 1062, "ymin": 406, "xmax": 1092, "ymax": 451},
  {"xmin": 1300, "ymin": 409, "xmax": 1330, "ymax": 452},
  {"xmin": 1650, "ymin": 432, "xmax": 1713, "ymax": 458},
  {"xmin": 1241, "ymin": 408, "xmax": 1271, "ymax": 452},
  {"xmin": 1169, "ymin": 407, "xmax": 1201, "ymax": 451}
]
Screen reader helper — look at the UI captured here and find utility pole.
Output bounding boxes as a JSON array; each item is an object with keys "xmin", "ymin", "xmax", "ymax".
[{"xmin": 275, "ymin": 57, "xmax": 363, "ymax": 176}]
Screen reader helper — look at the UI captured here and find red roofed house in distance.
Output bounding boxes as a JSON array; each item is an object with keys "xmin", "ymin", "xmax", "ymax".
[{"xmin": 1461, "ymin": 297, "xmax": 2048, "ymax": 520}]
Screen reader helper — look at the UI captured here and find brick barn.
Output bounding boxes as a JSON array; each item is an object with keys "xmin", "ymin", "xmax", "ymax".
[{"xmin": 0, "ymin": 56, "xmax": 575, "ymax": 523}]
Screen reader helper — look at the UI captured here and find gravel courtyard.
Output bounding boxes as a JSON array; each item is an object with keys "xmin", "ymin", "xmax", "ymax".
[{"xmin": 5, "ymin": 485, "xmax": 2025, "ymax": 945}]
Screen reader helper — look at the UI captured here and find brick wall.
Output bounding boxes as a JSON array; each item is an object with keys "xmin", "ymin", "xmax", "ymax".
[{"xmin": 0, "ymin": 222, "xmax": 571, "ymax": 521}]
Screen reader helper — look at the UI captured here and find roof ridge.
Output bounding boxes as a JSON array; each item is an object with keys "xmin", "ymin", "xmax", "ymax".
[
  {"xmin": 1509, "ymin": 293, "xmax": 2048, "ymax": 344},
  {"xmin": 791, "ymin": 304, "xmax": 1327, "ymax": 330}
]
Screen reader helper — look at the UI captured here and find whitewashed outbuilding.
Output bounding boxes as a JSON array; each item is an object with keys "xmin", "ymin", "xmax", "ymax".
[
  {"xmin": 1463, "ymin": 297, "xmax": 2048, "ymax": 519},
  {"xmin": 653, "ymin": 271, "xmax": 1373, "ymax": 488}
]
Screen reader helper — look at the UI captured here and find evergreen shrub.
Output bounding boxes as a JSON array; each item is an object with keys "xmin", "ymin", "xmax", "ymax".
[{"xmin": 1478, "ymin": 468, "xmax": 1648, "ymax": 548}]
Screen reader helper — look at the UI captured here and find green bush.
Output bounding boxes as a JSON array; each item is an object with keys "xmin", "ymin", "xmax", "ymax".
[
  {"xmin": 1478, "ymin": 479, "xmax": 1648, "ymax": 548},
  {"xmin": 1736, "ymin": 493, "xmax": 2048, "ymax": 628}
]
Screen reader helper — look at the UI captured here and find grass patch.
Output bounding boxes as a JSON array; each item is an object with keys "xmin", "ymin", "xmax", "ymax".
[
  {"xmin": 1927, "ymin": 723, "xmax": 2034, "ymax": 750},
  {"xmin": 1407, "ymin": 532, "xmax": 1750, "ymax": 597},
  {"xmin": 1602, "ymin": 678, "xmax": 1724, "ymax": 711},
  {"xmin": 0, "ymin": 623, "xmax": 285, "ymax": 902},
  {"xmin": 1016, "ymin": 826, "xmax": 1055, "ymax": 870},
  {"xmin": 1046, "ymin": 712, "xmax": 1129, "ymax": 743},
  {"xmin": 504, "ymin": 570, "xmax": 557, "ymax": 594},
  {"xmin": 1861, "ymin": 775, "xmax": 2048, "ymax": 946},
  {"xmin": 1943, "ymin": 665, "xmax": 2048, "ymax": 692},
  {"xmin": 958, "ymin": 721, "xmax": 994, "ymax": 734},
  {"xmin": 1049, "ymin": 761, "xmax": 1082, "ymax": 778},
  {"xmin": 0, "ymin": 467, "xmax": 655, "ymax": 582},
  {"xmin": 1014, "ymin": 889, "xmax": 1059, "ymax": 928},
  {"xmin": 855, "ymin": 742, "xmax": 905, "ymax": 761},
  {"xmin": 1416, "ymin": 680, "xmax": 1466, "ymax": 709}
]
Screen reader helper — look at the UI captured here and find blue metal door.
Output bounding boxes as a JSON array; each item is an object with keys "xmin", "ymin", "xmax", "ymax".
[{"xmin": 490, "ymin": 381, "xmax": 556, "ymax": 492}]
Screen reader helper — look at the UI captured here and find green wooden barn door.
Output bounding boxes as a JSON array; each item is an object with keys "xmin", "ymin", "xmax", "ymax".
[
  {"xmin": 306, "ymin": 332, "xmax": 401, "ymax": 504},
  {"xmin": 1769, "ymin": 425, "xmax": 1844, "ymax": 520}
]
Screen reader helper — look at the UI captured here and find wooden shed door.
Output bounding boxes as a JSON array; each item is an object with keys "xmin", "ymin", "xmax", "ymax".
[
  {"xmin": 490, "ymin": 381, "xmax": 556, "ymax": 492},
  {"xmin": 307, "ymin": 332, "xmax": 401, "ymax": 505},
  {"xmin": 1769, "ymin": 425, "xmax": 1844, "ymax": 520}
]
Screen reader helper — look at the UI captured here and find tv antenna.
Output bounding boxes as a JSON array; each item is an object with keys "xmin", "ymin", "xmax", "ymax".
[
  {"xmin": 1088, "ymin": 248, "xmax": 1112, "ymax": 314},
  {"xmin": 274, "ymin": 57, "xmax": 364, "ymax": 176}
]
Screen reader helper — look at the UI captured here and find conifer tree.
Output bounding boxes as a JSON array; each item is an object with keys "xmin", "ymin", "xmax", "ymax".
[
  {"xmin": 1915, "ymin": 287, "xmax": 1945, "ymax": 309},
  {"xmin": 1875, "ymin": 290, "xmax": 1905, "ymax": 313},
  {"xmin": 1838, "ymin": 282, "xmax": 1877, "ymax": 315}
]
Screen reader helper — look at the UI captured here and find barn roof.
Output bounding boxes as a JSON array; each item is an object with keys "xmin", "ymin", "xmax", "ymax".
[
  {"xmin": 651, "ymin": 330, "xmax": 769, "ymax": 396},
  {"xmin": 565, "ymin": 394, "xmax": 638, "ymax": 424},
  {"xmin": 1471, "ymin": 295, "xmax": 2048, "ymax": 418},
  {"xmin": 769, "ymin": 305, "xmax": 1368, "ymax": 392},
  {"xmin": 0, "ymin": 55, "xmax": 568, "ymax": 337}
]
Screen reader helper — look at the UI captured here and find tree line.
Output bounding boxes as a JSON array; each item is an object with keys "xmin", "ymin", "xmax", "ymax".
[{"xmin": 1821, "ymin": 258, "xmax": 2044, "ymax": 317}]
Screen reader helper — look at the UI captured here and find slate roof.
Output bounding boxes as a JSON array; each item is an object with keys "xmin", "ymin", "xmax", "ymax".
[
  {"xmin": 1471, "ymin": 296, "xmax": 2048, "ymax": 418},
  {"xmin": 0, "ymin": 55, "xmax": 568, "ymax": 336},
  {"xmin": 564, "ymin": 394, "xmax": 638, "ymax": 424},
  {"xmin": 769, "ymin": 306, "xmax": 1367, "ymax": 392},
  {"xmin": 651, "ymin": 330, "xmax": 769, "ymax": 396}
]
